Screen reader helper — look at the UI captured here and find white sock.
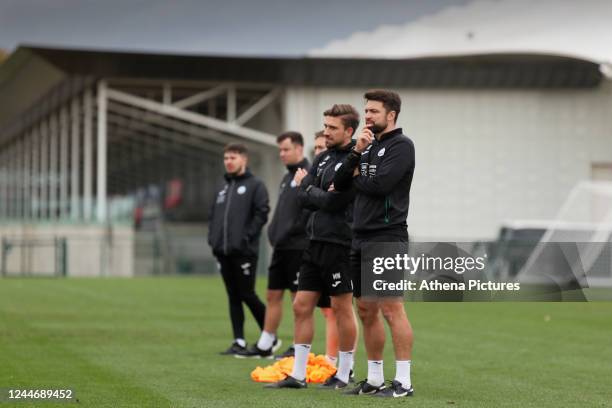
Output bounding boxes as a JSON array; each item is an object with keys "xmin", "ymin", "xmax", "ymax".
[
  {"xmin": 257, "ymin": 331, "xmax": 275, "ymax": 350},
  {"xmin": 291, "ymin": 344, "xmax": 311, "ymax": 381},
  {"xmin": 367, "ymin": 360, "xmax": 384, "ymax": 387},
  {"xmin": 235, "ymin": 338, "xmax": 246, "ymax": 348},
  {"xmin": 350, "ymin": 349, "xmax": 355, "ymax": 370},
  {"xmin": 336, "ymin": 351, "xmax": 353, "ymax": 383},
  {"xmin": 395, "ymin": 360, "xmax": 411, "ymax": 389},
  {"xmin": 325, "ymin": 355, "xmax": 337, "ymax": 367}
]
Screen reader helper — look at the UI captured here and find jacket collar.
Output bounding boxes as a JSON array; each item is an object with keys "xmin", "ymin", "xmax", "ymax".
[
  {"xmin": 224, "ymin": 168, "xmax": 252, "ymax": 182},
  {"xmin": 375, "ymin": 127, "xmax": 403, "ymax": 143},
  {"xmin": 332, "ymin": 139, "xmax": 356, "ymax": 153},
  {"xmin": 286, "ymin": 158, "xmax": 309, "ymax": 172}
]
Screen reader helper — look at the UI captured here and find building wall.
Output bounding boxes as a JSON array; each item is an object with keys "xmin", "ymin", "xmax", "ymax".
[{"xmin": 283, "ymin": 82, "xmax": 612, "ymax": 240}]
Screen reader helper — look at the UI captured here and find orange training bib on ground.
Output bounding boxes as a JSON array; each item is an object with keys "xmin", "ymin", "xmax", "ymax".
[{"xmin": 250, "ymin": 353, "xmax": 337, "ymax": 383}]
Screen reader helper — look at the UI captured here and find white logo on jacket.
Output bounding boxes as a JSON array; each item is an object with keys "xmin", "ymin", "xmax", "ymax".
[
  {"xmin": 319, "ymin": 155, "xmax": 331, "ymax": 167},
  {"xmin": 237, "ymin": 186, "xmax": 247, "ymax": 195},
  {"xmin": 377, "ymin": 147, "xmax": 386, "ymax": 157},
  {"xmin": 334, "ymin": 163, "xmax": 342, "ymax": 171},
  {"xmin": 216, "ymin": 189, "xmax": 226, "ymax": 204}
]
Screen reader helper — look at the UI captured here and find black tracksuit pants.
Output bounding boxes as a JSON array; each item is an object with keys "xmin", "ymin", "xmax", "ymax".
[{"xmin": 217, "ymin": 254, "xmax": 266, "ymax": 340}]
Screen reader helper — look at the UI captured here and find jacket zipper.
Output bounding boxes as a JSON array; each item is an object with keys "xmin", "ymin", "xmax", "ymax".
[
  {"xmin": 223, "ymin": 180, "xmax": 235, "ymax": 255},
  {"xmin": 310, "ymin": 151, "xmax": 337, "ymax": 240},
  {"xmin": 310, "ymin": 212, "xmax": 316, "ymax": 239},
  {"xmin": 271, "ymin": 176, "xmax": 288, "ymax": 243},
  {"xmin": 384, "ymin": 196, "xmax": 390, "ymax": 223}
]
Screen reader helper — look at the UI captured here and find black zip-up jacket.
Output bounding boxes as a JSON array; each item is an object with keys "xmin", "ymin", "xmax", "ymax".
[
  {"xmin": 208, "ymin": 170, "xmax": 270, "ymax": 257},
  {"xmin": 298, "ymin": 141, "xmax": 355, "ymax": 247},
  {"xmin": 333, "ymin": 128, "xmax": 414, "ymax": 237},
  {"xmin": 267, "ymin": 158, "xmax": 310, "ymax": 250}
]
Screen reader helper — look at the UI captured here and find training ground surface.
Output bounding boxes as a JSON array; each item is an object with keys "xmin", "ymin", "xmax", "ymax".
[{"xmin": 0, "ymin": 277, "xmax": 611, "ymax": 407}]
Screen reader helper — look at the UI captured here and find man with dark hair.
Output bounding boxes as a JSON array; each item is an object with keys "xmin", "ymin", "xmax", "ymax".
[
  {"xmin": 276, "ymin": 131, "xmax": 304, "ymax": 146},
  {"xmin": 334, "ymin": 90, "xmax": 416, "ymax": 398},
  {"xmin": 362, "ymin": 89, "xmax": 402, "ymax": 122},
  {"xmin": 266, "ymin": 104, "xmax": 359, "ymax": 390},
  {"xmin": 208, "ymin": 143, "xmax": 270, "ymax": 355},
  {"xmin": 314, "ymin": 130, "xmax": 326, "ymax": 156},
  {"xmin": 223, "ymin": 142, "xmax": 248, "ymax": 155},
  {"xmin": 236, "ymin": 131, "xmax": 309, "ymax": 359}
]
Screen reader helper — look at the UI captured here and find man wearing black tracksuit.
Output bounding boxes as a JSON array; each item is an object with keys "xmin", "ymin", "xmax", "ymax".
[
  {"xmin": 334, "ymin": 128, "xmax": 414, "ymax": 297},
  {"xmin": 333, "ymin": 90, "xmax": 416, "ymax": 398},
  {"xmin": 266, "ymin": 157, "xmax": 310, "ymax": 294},
  {"xmin": 267, "ymin": 104, "xmax": 359, "ymax": 389},
  {"xmin": 208, "ymin": 143, "xmax": 270, "ymax": 355},
  {"xmin": 237, "ymin": 131, "xmax": 310, "ymax": 358}
]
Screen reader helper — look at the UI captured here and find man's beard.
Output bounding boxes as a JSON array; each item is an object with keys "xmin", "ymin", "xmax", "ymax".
[
  {"xmin": 367, "ymin": 121, "xmax": 387, "ymax": 134},
  {"xmin": 325, "ymin": 137, "xmax": 339, "ymax": 149}
]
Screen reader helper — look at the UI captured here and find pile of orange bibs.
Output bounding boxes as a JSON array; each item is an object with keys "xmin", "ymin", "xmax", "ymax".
[{"xmin": 250, "ymin": 353, "xmax": 337, "ymax": 383}]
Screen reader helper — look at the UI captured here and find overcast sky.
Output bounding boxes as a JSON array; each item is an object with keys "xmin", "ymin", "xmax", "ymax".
[{"xmin": 0, "ymin": 0, "xmax": 470, "ymax": 56}]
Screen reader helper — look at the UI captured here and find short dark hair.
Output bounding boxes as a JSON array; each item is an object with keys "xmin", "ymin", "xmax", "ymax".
[
  {"xmin": 276, "ymin": 131, "xmax": 304, "ymax": 146},
  {"xmin": 224, "ymin": 143, "xmax": 248, "ymax": 155},
  {"xmin": 314, "ymin": 130, "xmax": 324, "ymax": 140},
  {"xmin": 364, "ymin": 89, "xmax": 401, "ymax": 122},
  {"xmin": 323, "ymin": 104, "xmax": 360, "ymax": 136}
]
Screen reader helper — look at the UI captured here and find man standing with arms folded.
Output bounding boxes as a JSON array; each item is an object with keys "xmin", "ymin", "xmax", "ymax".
[
  {"xmin": 266, "ymin": 105, "xmax": 359, "ymax": 389},
  {"xmin": 208, "ymin": 143, "xmax": 270, "ymax": 355},
  {"xmin": 333, "ymin": 90, "xmax": 416, "ymax": 398},
  {"xmin": 308, "ymin": 129, "xmax": 360, "ymax": 370},
  {"xmin": 236, "ymin": 131, "xmax": 309, "ymax": 358}
]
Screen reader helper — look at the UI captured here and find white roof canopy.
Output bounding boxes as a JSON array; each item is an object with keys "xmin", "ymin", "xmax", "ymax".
[{"xmin": 310, "ymin": 0, "xmax": 612, "ymax": 64}]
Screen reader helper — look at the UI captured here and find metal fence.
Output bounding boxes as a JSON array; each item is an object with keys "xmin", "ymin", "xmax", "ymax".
[{"xmin": 1, "ymin": 237, "xmax": 67, "ymax": 276}]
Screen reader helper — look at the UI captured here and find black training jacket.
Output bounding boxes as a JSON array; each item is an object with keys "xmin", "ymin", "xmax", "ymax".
[
  {"xmin": 298, "ymin": 141, "xmax": 355, "ymax": 247},
  {"xmin": 267, "ymin": 158, "xmax": 311, "ymax": 250},
  {"xmin": 208, "ymin": 170, "xmax": 270, "ymax": 257},
  {"xmin": 333, "ymin": 128, "xmax": 414, "ymax": 237}
]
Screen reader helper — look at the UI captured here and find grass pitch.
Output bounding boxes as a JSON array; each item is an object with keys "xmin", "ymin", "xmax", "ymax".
[{"xmin": 0, "ymin": 276, "xmax": 611, "ymax": 407}]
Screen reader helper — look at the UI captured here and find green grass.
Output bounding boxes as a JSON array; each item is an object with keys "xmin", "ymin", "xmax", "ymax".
[{"xmin": 1, "ymin": 277, "xmax": 611, "ymax": 407}]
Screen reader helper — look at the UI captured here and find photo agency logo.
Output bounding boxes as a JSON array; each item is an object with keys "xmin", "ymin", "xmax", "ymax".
[{"xmin": 361, "ymin": 242, "xmax": 612, "ymax": 301}]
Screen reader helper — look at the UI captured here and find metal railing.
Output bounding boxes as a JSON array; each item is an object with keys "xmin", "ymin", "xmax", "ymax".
[{"xmin": 1, "ymin": 237, "xmax": 67, "ymax": 277}]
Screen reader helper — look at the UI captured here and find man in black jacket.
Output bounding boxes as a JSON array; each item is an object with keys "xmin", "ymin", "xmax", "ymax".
[
  {"xmin": 333, "ymin": 90, "xmax": 416, "ymax": 398},
  {"xmin": 266, "ymin": 104, "xmax": 359, "ymax": 390},
  {"xmin": 208, "ymin": 143, "xmax": 270, "ymax": 355},
  {"xmin": 236, "ymin": 131, "xmax": 309, "ymax": 358}
]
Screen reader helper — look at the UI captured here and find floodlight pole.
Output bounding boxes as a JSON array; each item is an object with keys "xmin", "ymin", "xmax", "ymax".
[
  {"xmin": 59, "ymin": 106, "xmax": 69, "ymax": 219},
  {"xmin": 9, "ymin": 142, "xmax": 15, "ymax": 218},
  {"xmin": 40, "ymin": 119, "xmax": 49, "ymax": 220},
  {"xmin": 96, "ymin": 80, "xmax": 108, "ymax": 223},
  {"xmin": 83, "ymin": 88, "xmax": 93, "ymax": 221},
  {"xmin": 31, "ymin": 126, "xmax": 39, "ymax": 220},
  {"xmin": 7, "ymin": 143, "xmax": 14, "ymax": 218},
  {"xmin": 1, "ymin": 150, "xmax": 8, "ymax": 219},
  {"xmin": 23, "ymin": 131, "xmax": 31, "ymax": 220},
  {"xmin": 49, "ymin": 112, "xmax": 58, "ymax": 220},
  {"xmin": 70, "ymin": 96, "xmax": 81, "ymax": 220},
  {"xmin": 17, "ymin": 137, "xmax": 25, "ymax": 219}
]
